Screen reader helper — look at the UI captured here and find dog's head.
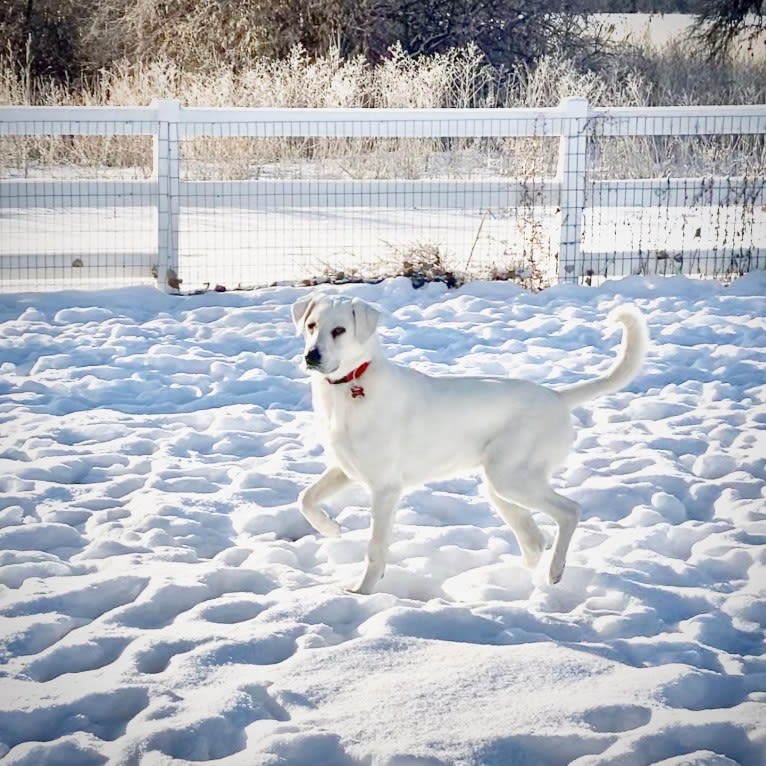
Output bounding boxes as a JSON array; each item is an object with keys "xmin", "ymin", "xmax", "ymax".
[{"xmin": 292, "ymin": 294, "xmax": 380, "ymax": 378}]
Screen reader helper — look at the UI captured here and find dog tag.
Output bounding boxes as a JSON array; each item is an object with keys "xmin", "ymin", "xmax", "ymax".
[{"xmin": 350, "ymin": 385, "xmax": 365, "ymax": 399}]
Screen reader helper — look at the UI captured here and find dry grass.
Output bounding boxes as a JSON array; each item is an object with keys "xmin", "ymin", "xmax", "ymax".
[{"xmin": 2, "ymin": 40, "xmax": 764, "ymax": 182}]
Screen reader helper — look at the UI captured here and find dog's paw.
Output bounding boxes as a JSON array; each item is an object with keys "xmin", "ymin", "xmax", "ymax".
[
  {"xmin": 314, "ymin": 516, "xmax": 342, "ymax": 538},
  {"xmin": 520, "ymin": 530, "xmax": 548, "ymax": 570},
  {"xmin": 547, "ymin": 562, "xmax": 565, "ymax": 585},
  {"xmin": 347, "ymin": 562, "xmax": 385, "ymax": 595},
  {"xmin": 521, "ymin": 548, "xmax": 543, "ymax": 570},
  {"xmin": 346, "ymin": 583, "xmax": 372, "ymax": 595},
  {"xmin": 346, "ymin": 576, "xmax": 377, "ymax": 595}
]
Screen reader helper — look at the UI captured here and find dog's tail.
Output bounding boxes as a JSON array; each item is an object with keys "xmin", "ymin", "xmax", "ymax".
[{"xmin": 559, "ymin": 305, "xmax": 649, "ymax": 409}]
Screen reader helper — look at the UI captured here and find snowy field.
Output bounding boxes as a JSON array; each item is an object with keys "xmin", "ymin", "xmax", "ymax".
[{"xmin": 0, "ymin": 274, "xmax": 765, "ymax": 765}]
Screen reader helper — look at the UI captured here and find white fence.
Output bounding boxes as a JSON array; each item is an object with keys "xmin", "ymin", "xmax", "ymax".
[{"xmin": 1, "ymin": 97, "xmax": 764, "ymax": 292}]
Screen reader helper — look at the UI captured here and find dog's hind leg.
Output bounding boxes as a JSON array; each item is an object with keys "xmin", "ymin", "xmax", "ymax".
[
  {"xmin": 486, "ymin": 471, "xmax": 580, "ymax": 585},
  {"xmin": 486, "ymin": 485, "xmax": 546, "ymax": 570},
  {"xmin": 299, "ymin": 466, "xmax": 351, "ymax": 538},
  {"xmin": 350, "ymin": 484, "xmax": 401, "ymax": 595},
  {"xmin": 530, "ymin": 487, "xmax": 580, "ymax": 585}
]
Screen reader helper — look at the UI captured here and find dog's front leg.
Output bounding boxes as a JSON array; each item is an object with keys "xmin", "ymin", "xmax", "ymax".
[
  {"xmin": 350, "ymin": 484, "xmax": 401, "ymax": 595},
  {"xmin": 299, "ymin": 466, "xmax": 351, "ymax": 538}
]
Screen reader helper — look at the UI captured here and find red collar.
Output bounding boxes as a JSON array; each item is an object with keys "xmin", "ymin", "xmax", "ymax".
[{"xmin": 328, "ymin": 361, "xmax": 371, "ymax": 398}]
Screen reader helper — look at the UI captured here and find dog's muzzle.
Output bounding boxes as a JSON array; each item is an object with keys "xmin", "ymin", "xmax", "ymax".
[{"xmin": 304, "ymin": 347, "xmax": 322, "ymax": 369}]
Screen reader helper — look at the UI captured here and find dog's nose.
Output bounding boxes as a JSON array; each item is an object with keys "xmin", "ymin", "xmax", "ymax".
[{"xmin": 305, "ymin": 347, "xmax": 322, "ymax": 368}]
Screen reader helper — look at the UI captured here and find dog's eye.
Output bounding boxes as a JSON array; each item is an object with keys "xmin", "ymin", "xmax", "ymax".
[
  {"xmin": 331, "ymin": 327, "xmax": 346, "ymax": 339},
  {"xmin": 307, "ymin": 322, "xmax": 317, "ymax": 333}
]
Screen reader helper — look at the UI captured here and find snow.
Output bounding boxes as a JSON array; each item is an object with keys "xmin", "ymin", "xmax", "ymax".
[{"xmin": 0, "ymin": 273, "xmax": 765, "ymax": 765}]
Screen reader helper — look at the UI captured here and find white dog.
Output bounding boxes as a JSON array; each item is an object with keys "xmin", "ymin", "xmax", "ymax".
[{"xmin": 293, "ymin": 294, "xmax": 648, "ymax": 594}]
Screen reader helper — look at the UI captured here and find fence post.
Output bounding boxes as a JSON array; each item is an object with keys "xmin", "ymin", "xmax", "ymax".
[
  {"xmin": 153, "ymin": 99, "xmax": 181, "ymax": 292},
  {"xmin": 557, "ymin": 97, "xmax": 589, "ymax": 282}
]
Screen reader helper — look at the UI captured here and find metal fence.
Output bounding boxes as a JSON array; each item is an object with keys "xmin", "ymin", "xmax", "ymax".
[{"xmin": 1, "ymin": 98, "xmax": 764, "ymax": 292}]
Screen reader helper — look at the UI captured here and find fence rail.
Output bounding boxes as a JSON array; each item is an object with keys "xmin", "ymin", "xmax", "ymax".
[{"xmin": 1, "ymin": 98, "xmax": 764, "ymax": 292}]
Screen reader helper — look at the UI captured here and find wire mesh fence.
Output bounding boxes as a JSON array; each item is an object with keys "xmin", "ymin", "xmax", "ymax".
[
  {"xmin": 173, "ymin": 108, "xmax": 563, "ymax": 291},
  {"xmin": 579, "ymin": 110, "xmax": 766, "ymax": 284},
  {"xmin": 177, "ymin": 139, "xmax": 559, "ymax": 290},
  {"xmin": 0, "ymin": 99, "xmax": 764, "ymax": 293},
  {"xmin": 0, "ymin": 114, "xmax": 157, "ymax": 290}
]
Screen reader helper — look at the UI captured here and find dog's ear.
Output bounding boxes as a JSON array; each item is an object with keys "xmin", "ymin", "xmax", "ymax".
[
  {"xmin": 351, "ymin": 298, "xmax": 379, "ymax": 343},
  {"xmin": 291, "ymin": 295, "xmax": 315, "ymax": 334}
]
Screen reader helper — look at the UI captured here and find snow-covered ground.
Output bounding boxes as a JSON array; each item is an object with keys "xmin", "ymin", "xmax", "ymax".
[{"xmin": 0, "ymin": 274, "xmax": 765, "ymax": 765}]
